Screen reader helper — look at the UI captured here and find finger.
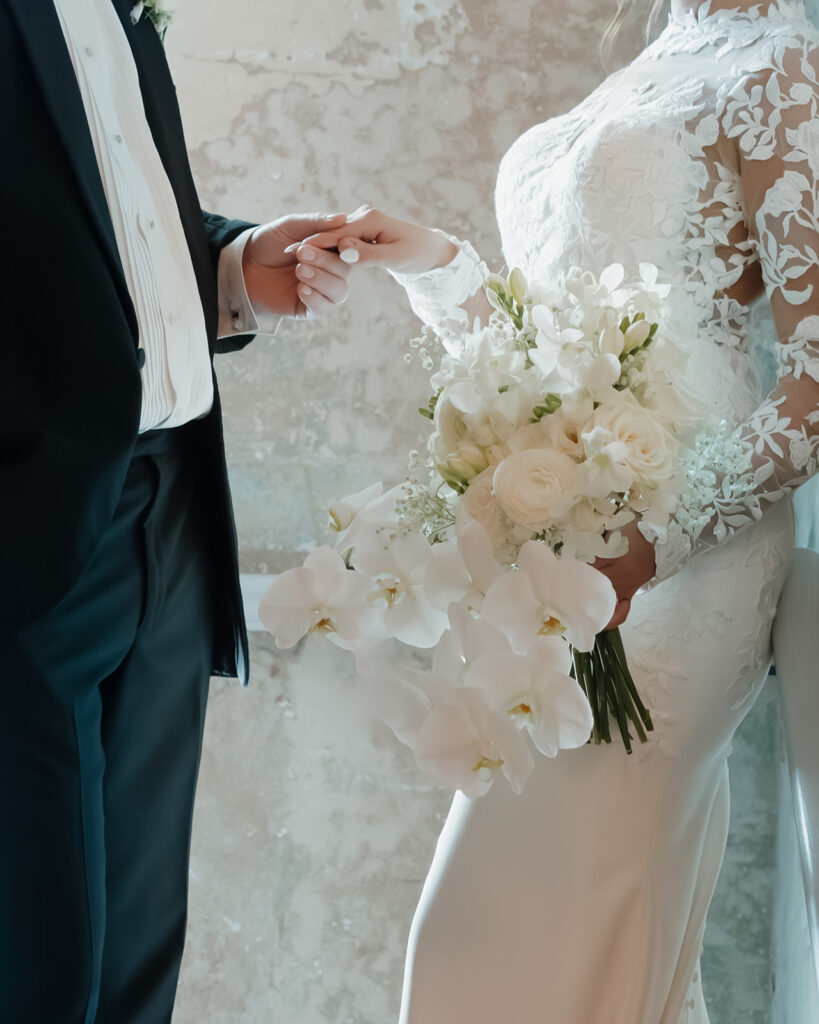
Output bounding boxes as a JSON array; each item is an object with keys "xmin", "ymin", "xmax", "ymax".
[
  {"xmin": 284, "ymin": 213, "xmax": 383, "ymax": 254},
  {"xmin": 284, "ymin": 230, "xmax": 347, "ymax": 255},
  {"xmin": 296, "ymin": 245, "xmax": 354, "ymax": 278},
  {"xmin": 334, "ymin": 237, "xmax": 407, "ymax": 268},
  {"xmin": 295, "ymin": 263, "xmax": 349, "ymax": 305},
  {"xmin": 605, "ymin": 599, "xmax": 632, "ymax": 630},
  {"xmin": 296, "ymin": 283, "xmax": 333, "ymax": 318}
]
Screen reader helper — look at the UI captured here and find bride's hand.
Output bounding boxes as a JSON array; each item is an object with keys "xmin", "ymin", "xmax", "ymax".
[
  {"xmin": 593, "ymin": 518, "xmax": 657, "ymax": 630},
  {"xmin": 285, "ymin": 205, "xmax": 458, "ymax": 277}
]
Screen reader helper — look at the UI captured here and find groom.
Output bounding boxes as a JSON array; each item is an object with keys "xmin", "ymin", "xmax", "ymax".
[{"xmin": 0, "ymin": 1, "xmax": 352, "ymax": 1021}]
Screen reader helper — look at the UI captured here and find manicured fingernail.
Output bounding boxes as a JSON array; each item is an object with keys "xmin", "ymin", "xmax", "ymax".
[
  {"xmin": 340, "ymin": 248, "xmax": 360, "ymax": 264},
  {"xmin": 324, "ymin": 212, "xmax": 345, "ymax": 220},
  {"xmin": 299, "ymin": 246, "xmax": 316, "ymax": 262},
  {"xmin": 300, "ymin": 285, "xmax": 313, "ymax": 296},
  {"xmin": 299, "ymin": 265, "xmax": 315, "ymax": 279},
  {"xmin": 284, "ymin": 243, "xmax": 298, "ymax": 254}
]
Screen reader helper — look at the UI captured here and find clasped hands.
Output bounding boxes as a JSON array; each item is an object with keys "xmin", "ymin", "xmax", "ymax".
[{"xmin": 247, "ymin": 205, "xmax": 657, "ymax": 627}]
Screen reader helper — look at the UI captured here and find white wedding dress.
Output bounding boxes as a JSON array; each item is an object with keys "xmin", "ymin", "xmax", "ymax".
[{"xmin": 389, "ymin": 2, "xmax": 819, "ymax": 1021}]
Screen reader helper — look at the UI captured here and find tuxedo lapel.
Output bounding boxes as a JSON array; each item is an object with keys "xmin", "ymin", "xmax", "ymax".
[{"xmin": 5, "ymin": 0, "xmax": 133, "ymax": 323}]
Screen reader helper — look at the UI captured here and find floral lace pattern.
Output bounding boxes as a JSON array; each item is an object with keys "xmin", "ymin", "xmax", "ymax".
[{"xmin": 397, "ymin": 0, "xmax": 819, "ymax": 584}]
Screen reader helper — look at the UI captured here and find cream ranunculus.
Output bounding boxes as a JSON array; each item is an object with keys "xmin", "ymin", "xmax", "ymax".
[
  {"xmin": 587, "ymin": 398, "xmax": 676, "ymax": 489},
  {"xmin": 492, "ymin": 449, "xmax": 580, "ymax": 530}
]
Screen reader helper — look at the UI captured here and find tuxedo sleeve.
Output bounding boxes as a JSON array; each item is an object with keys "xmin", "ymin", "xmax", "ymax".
[{"xmin": 201, "ymin": 210, "xmax": 272, "ymax": 353}]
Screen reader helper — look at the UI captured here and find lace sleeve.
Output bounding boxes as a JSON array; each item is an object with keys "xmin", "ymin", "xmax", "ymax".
[
  {"xmin": 388, "ymin": 229, "xmax": 489, "ymax": 334},
  {"xmin": 643, "ymin": 36, "xmax": 819, "ymax": 580}
]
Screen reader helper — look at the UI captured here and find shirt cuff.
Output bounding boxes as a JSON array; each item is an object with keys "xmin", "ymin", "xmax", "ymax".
[{"xmin": 217, "ymin": 227, "xmax": 282, "ymax": 339}]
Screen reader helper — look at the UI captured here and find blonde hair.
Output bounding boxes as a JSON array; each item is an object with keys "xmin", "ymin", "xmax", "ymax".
[{"xmin": 599, "ymin": 0, "xmax": 668, "ymax": 67}]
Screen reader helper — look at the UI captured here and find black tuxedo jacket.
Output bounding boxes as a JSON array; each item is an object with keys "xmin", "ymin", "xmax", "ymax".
[{"xmin": 1, "ymin": 0, "xmax": 258, "ymax": 682}]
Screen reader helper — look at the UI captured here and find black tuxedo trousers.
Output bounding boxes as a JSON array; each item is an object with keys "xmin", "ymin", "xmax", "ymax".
[{"xmin": 0, "ymin": 427, "xmax": 214, "ymax": 1023}]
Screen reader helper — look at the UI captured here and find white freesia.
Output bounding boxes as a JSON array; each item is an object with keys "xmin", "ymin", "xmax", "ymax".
[
  {"xmin": 465, "ymin": 638, "xmax": 594, "ymax": 757},
  {"xmin": 577, "ymin": 425, "xmax": 634, "ymax": 498},
  {"xmin": 258, "ymin": 547, "xmax": 379, "ymax": 650},
  {"xmin": 351, "ymin": 528, "xmax": 449, "ymax": 648},
  {"xmin": 492, "ymin": 449, "xmax": 580, "ymax": 529},
  {"xmin": 481, "ymin": 540, "xmax": 616, "ymax": 653},
  {"xmin": 432, "ymin": 331, "xmax": 525, "ymax": 417}
]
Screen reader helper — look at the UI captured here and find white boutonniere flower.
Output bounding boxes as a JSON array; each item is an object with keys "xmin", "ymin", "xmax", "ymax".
[{"xmin": 130, "ymin": 0, "xmax": 177, "ymax": 40}]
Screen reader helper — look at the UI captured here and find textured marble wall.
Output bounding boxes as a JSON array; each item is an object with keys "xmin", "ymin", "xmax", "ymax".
[{"xmin": 164, "ymin": 2, "xmax": 814, "ymax": 1021}]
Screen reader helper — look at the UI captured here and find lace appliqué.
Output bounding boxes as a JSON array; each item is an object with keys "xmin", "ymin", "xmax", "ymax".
[{"xmin": 651, "ymin": 29, "xmax": 819, "ymax": 579}]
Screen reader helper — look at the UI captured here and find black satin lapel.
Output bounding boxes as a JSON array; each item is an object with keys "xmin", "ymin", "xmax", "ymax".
[{"xmin": 6, "ymin": 0, "xmax": 131, "ymax": 319}]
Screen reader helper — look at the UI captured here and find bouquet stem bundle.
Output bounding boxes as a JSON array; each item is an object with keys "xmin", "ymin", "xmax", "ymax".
[{"xmin": 570, "ymin": 628, "xmax": 653, "ymax": 753}]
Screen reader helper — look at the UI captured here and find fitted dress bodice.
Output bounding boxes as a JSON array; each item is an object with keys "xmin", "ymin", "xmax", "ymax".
[{"xmin": 495, "ymin": 0, "xmax": 818, "ymax": 427}]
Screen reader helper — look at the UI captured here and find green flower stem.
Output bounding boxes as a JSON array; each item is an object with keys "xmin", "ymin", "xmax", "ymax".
[{"xmin": 570, "ymin": 627, "xmax": 653, "ymax": 753}]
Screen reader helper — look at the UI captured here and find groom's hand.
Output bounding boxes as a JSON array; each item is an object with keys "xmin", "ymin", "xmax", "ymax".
[{"xmin": 242, "ymin": 213, "xmax": 352, "ymax": 318}]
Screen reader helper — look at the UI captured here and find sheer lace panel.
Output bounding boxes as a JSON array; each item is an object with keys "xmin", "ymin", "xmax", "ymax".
[{"xmin": 646, "ymin": 35, "xmax": 819, "ymax": 578}]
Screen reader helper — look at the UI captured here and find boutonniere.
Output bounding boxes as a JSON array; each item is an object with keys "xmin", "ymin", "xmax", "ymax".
[{"xmin": 130, "ymin": 0, "xmax": 177, "ymax": 41}]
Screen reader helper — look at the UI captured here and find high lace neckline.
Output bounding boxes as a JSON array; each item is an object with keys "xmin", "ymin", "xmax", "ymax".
[
  {"xmin": 641, "ymin": 0, "xmax": 811, "ymax": 58},
  {"xmin": 669, "ymin": 0, "xmax": 806, "ymax": 26}
]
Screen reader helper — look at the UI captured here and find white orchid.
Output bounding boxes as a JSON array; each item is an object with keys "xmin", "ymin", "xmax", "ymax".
[
  {"xmin": 413, "ymin": 687, "xmax": 535, "ymax": 798},
  {"xmin": 351, "ymin": 527, "xmax": 449, "ymax": 648},
  {"xmin": 432, "ymin": 602, "xmax": 513, "ymax": 678},
  {"xmin": 328, "ymin": 482, "xmax": 385, "ymax": 534},
  {"xmin": 423, "ymin": 522, "xmax": 504, "ymax": 614},
  {"xmin": 481, "ymin": 540, "xmax": 616, "ymax": 653},
  {"xmin": 465, "ymin": 637, "xmax": 593, "ymax": 757},
  {"xmin": 258, "ymin": 547, "xmax": 380, "ymax": 650}
]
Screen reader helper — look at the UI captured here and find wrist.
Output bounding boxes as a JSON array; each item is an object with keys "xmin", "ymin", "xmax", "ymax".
[{"xmin": 429, "ymin": 232, "xmax": 459, "ymax": 270}]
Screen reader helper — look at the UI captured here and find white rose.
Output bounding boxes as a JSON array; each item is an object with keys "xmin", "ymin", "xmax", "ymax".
[
  {"xmin": 542, "ymin": 407, "xmax": 587, "ymax": 461},
  {"xmin": 492, "ymin": 449, "xmax": 580, "ymax": 530},
  {"xmin": 587, "ymin": 399, "xmax": 676, "ymax": 488},
  {"xmin": 456, "ymin": 468, "xmax": 509, "ymax": 544}
]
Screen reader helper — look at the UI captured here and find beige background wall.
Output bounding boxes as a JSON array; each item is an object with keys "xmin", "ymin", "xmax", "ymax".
[{"xmin": 164, "ymin": 2, "xmax": 816, "ymax": 1021}]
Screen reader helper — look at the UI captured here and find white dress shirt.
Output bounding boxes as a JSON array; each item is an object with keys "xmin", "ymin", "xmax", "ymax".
[{"xmin": 53, "ymin": 0, "xmax": 277, "ymax": 432}]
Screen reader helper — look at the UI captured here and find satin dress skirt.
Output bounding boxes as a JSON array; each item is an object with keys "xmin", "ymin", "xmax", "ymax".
[{"xmin": 399, "ymin": 499, "xmax": 795, "ymax": 1024}]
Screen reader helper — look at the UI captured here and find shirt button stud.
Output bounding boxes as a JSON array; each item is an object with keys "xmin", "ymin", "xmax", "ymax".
[
  {"xmin": 137, "ymin": 348, "xmax": 146, "ymax": 369},
  {"xmin": 149, "ymin": 220, "xmax": 156, "ymax": 230},
  {"xmin": 114, "ymin": 134, "xmax": 123, "ymax": 144},
  {"xmin": 85, "ymin": 46, "xmax": 94, "ymax": 57}
]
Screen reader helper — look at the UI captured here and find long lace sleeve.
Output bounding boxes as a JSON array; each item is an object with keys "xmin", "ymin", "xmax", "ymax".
[
  {"xmin": 644, "ymin": 37, "xmax": 819, "ymax": 580},
  {"xmin": 388, "ymin": 229, "xmax": 490, "ymax": 334}
]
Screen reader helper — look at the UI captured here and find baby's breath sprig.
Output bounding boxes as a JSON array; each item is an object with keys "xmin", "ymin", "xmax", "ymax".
[{"xmin": 395, "ymin": 481, "xmax": 456, "ymax": 544}]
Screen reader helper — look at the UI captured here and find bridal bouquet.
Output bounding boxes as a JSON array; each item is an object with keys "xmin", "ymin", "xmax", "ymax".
[{"xmin": 260, "ymin": 262, "xmax": 693, "ymax": 796}]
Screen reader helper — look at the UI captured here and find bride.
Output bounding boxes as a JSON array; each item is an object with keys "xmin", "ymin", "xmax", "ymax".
[{"xmin": 292, "ymin": 1, "xmax": 819, "ymax": 1020}]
